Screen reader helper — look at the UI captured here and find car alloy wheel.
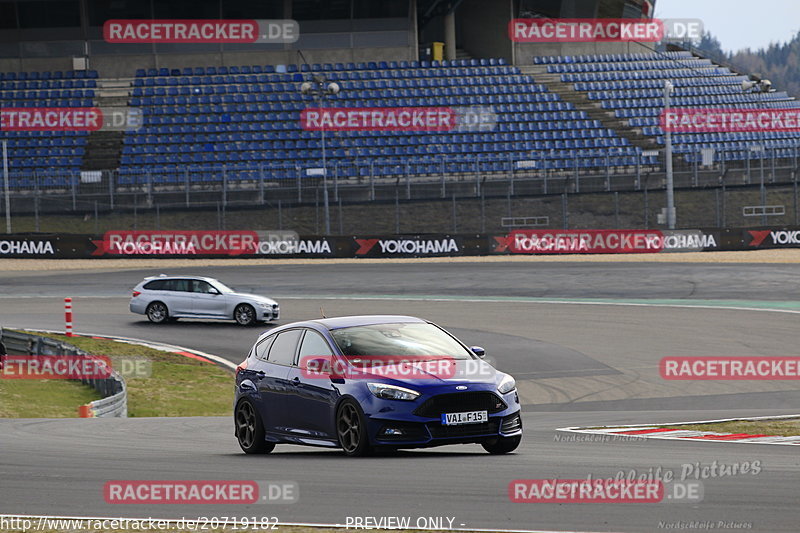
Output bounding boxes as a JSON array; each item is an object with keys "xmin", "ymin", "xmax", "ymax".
[
  {"xmin": 146, "ymin": 302, "xmax": 168, "ymax": 324},
  {"xmin": 235, "ymin": 399, "xmax": 274, "ymax": 454},
  {"xmin": 234, "ymin": 304, "xmax": 256, "ymax": 326},
  {"xmin": 337, "ymin": 401, "xmax": 371, "ymax": 457}
]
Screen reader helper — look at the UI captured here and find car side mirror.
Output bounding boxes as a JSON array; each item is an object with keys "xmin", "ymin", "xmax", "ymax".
[
  {"xmin": 208, "ymin": 287, "xmax": 220, "ymax": 295},
  {"xmin": 470, "ymin": 346, "xmax": 486, "ymax": 358},
  {"xmin": 302, "ymin": 356, "xmax": 336, "ymax": 377}
]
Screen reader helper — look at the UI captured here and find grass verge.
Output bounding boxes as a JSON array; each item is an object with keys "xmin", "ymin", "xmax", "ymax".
[
  {"xmin": 0, "ymin": 377, "xmax": 101, "ymax": 418},
  {"xmin": 1, "ymin": 331, "xmax": 233, "ymax": 417}
]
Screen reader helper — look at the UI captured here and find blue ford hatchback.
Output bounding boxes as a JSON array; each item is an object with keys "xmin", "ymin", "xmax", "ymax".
[{"xmin": 234, "ymin": 315, "xmax": 522, "ymax": 456}]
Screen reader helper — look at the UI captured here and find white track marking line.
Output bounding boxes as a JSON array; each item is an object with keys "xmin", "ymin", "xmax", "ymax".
[{"xmin": 557, "ymin": 413, "xmax": 800, "ymax": 446}]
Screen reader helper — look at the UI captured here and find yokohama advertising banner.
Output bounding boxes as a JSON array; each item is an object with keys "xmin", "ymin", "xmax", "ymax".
[
  {"xmin": 89, "ymin": 231, "xmax": 343, "ymax": 258},
  {"xmin": 352, "ymin": 234, "xmax": 478, "ymax": 258},
  {"xmin": 743, "ymin": 228, "xmax": 800, "ymax": 249},
  {"xmin": 492, "ymin": 230, "xmax": 720, "ymax": 254},
  {"xmin": 0, "ymin": 234, "xmax": 87, "ymax": 258},
  {"xmin": 5, "ymin": 227, "xmax": 797, "ymax": 258},
  {"xmin": 87, "ymin": 232, "xmax": 485, "ymax": 258}
]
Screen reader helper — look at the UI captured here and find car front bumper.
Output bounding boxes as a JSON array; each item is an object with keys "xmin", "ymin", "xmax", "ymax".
[
  {"xmin": 360, "ymin": 388, "xmax": 522, "ymax": 448},
  {"xmin": 256, "ymin": 305, "xmax": 280, "ymax": 321},
  {"xmin": 367, "ymin": 411, "xmax": 522, "ymax": 448}
]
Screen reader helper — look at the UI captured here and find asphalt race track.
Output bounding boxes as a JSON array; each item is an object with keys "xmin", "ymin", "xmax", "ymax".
[{"xmin": 1, "ymin": 261, "xmax": 799, "ymax": 532}]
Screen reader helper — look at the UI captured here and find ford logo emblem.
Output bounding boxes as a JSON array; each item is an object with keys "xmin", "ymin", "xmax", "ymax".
[{"xmin": 455, "ymin": 385, "xmax": 468, "ymax": 390}]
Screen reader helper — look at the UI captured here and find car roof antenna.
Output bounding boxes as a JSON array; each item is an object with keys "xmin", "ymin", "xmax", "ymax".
[{"xmin": 320, "ymin": 307, "xmax": 327, "ymax": 319}]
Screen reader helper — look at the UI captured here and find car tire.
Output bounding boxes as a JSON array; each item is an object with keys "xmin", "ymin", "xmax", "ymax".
[
  {"xmin": 145, "ymin": 302, "xmax": 169, "ymax": 324},
  {"xmin": 336, "ymin": 400, "xmax": 372, "ymax": 457},
  {"xmin": 235, "ymin": 399, "xmax": 275, "ymax": 454},
  {"xmin": 482, "ymin": 435, "xmax": 521, "ymax": 455},
  {"xmin": 234, "ymin": 304, "xmax": 257, "ymax": 326}
]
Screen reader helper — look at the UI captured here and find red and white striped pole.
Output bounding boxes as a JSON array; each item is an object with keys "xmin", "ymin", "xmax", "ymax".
[{"xmin": 64, "ymin": 297, "xmax": 73, "ymax": 337}]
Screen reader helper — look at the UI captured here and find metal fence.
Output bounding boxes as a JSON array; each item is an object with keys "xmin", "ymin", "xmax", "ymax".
[
  {"xmin": 1, "ymin": 330, "xmax": 127, "ymax": 417},
  {"xmin": 1, "ymin": 147, "xmax": 798, "ymax": 231}
]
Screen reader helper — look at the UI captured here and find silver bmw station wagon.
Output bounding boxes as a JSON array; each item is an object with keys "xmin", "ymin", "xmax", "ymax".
[{"xmin": 130, "ymin": 275, "xmax": 279, "ymax": 326}]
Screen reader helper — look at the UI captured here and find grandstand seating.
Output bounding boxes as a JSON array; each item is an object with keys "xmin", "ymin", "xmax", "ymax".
[
  {"xmin": 0, "ymin": 70, "xmax": 97, "ymax": 181},
  {"xmin": 536, "ymin": 51, "xmax": 800, "ymax": 164},
  {"xmin": 7, "ymin": 51, "xmax": 798, "ymax": 190},
  {"xmin": 118, "ymin": 58, "xmax": 653, "ymax": 185}
]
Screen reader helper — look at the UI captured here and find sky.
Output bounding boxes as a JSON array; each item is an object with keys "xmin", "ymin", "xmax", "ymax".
[{"xmin": 655, "ymin": 0, "xmax": 800, "ymax": 53}]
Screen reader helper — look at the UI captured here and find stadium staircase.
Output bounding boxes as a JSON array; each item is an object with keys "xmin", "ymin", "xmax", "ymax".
[
  {"xmin": 532, "ymin": 51, "xmax": 800, "ymax": 164},
  {"xmin": 522, "ymin": 64, "xmax": 658, "ymax": 152},
  {"xmin": 81, "ymin": 77, "xmax": 130, "ymax": 171},
  {"xmin": 455, "ymin": 48, "xmax": 473, "ymax": 62}
]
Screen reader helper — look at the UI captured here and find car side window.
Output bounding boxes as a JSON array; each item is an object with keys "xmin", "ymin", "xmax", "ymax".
[
  {"xmin": 193, "ymin": 280, "xmax": 215, "ymax": 293},
  {"xmin": 298, "ymin": 330, "xmax": 335, "ymax": 359},
  {"xmin": 163, "ymin": 279, "xmax": 187, "ymax": 292},
  {"xmin": 254, "ymin": 336, "xmax": 275, "ymax": 361},
  {"xmin": 163, "ymin": 279, "xmax": 190, "ymax": 292},
  {"xmin": 144, "ymin": 280, "xmax": 165, "ymax": 290},
  {"xmin": 267, "ymin": 330, "xmax": 303, "ymax": 366}
]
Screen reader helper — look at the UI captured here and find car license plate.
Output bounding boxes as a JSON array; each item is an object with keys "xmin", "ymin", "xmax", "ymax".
[{"xmin": 441, "ymin": 410, "xmax": 488, "ymax": 425}]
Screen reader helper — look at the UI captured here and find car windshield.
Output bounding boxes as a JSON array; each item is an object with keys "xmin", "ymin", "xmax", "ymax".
[{"xmin": 329, "ymin": 323, "xmax": 473, "ymax": 359}]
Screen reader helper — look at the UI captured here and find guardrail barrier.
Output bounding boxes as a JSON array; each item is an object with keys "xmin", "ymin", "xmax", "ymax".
[{"xmin": 1, "ymin": 330, "xmax": 127, "ymax": 417}]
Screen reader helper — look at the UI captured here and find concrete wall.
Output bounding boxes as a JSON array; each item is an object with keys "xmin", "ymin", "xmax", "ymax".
[
  {"xmin": 515, "ymin": 40, "xmax": 657, "ymax": 65},
  {"xmin": 13, "ymin": 185, "xmax": 798, "ymax": 234},
  {"xmin": 0, "ymin": 13, "xmax": 416, "ymax": 76},
  {"xmin": 0, "ymin": 46, "xmax": 415, "ymax": 77},
  {"xmin": 83, "ymin": 46, "xmax": 415, "ymax": 77},
  {"xmin": 458, "ymin": 0, "xmax": 513, "ymax": 62}
]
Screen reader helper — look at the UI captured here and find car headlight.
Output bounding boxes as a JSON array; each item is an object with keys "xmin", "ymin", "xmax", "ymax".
[
  {"xmin": 498, "ymin": 375, "xmax": 516, "ymax": 394},
  {"xmin": 367, "ymin": 382, "xmax": 420, "ymax": 401}
]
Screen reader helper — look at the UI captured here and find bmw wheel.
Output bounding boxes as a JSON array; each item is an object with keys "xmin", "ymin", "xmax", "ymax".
[
  {"xmin": 336, "ymin": 400, "xmax": 371, "ymax": 457},
  {"xmin": 234, "ymin": 304, "xmax": 257, "ymax": 326},
  {"xmin": 145, "ymin": 302, "xmax": 169, "ymax": 324},
  {"xmin": 482, "ymin": 435, "xmax": 521, "ymax": 455},
  {"xmin": 235, "ymin": 399, "xmax": 275, "ymax": 454}
]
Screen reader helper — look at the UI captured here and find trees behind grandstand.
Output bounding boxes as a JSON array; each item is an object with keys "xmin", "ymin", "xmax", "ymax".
[{"xmin": 697, "ymin": 30, "xmax": 800, "ymax": 98}]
